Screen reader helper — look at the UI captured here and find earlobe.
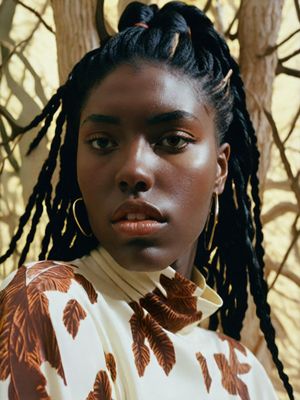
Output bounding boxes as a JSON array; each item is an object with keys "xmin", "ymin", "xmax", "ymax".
[{"xmin": 215, "ymin": 142, "xmax": 230, "ymax": 194}]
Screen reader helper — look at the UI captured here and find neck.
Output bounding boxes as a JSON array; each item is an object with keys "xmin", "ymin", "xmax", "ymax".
[{"xmin": 171, "ymin": 241, "xmax": 197, "ymax": 279}]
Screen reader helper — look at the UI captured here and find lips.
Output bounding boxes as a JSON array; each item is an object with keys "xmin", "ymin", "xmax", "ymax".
[
  {"xmin": 111, "ymin": 200, "xmax": 166, "ymax": 236},
  {"xmin": 111, "ymin": 200, "xmax": 165, "ymax": 223}
]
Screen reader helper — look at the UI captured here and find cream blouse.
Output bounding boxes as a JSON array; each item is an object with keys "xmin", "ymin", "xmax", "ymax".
[{"xmin": 0, "ymin": 246, "xmax": 278, "ymax": 399}]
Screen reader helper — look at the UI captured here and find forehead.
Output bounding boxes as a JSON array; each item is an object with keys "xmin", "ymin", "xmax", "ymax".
[{"xmin": 80, "ymin": 63, "xmax": 211, "ymax": 122}]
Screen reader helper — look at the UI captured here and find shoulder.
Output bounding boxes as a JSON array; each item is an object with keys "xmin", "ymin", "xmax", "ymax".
[
  {"xmin": 197, "ymin": 328, "xmax": 266, "ymax": 370},
  {"xmin": 0, "ymin": 259, "xmax": 98, "ymax": 304},
  {"xmin": 0, "ymin": 260, "xmax": 99, "ymax": 348},
  {"xmin": 0, "ymin": 261, "xmax": 108, "ymax": 399},
  {"xmin": 195, "ymin": 329, "xmax": 278, "ymax": 399}
]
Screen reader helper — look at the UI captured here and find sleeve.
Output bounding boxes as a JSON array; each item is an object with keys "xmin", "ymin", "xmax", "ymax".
[
  {"xmin": 0, "ymin": 263, "xmax": 117, "ymax": 400},
  {"xmin": 243, "ymin": 350, "xmax": 279, "ymax": 400}
]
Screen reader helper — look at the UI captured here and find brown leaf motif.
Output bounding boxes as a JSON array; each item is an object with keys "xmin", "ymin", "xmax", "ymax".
[
  {"xmin": 196, "ymin": 352, "xmax": 212, "ymax": 393},
  {"xmin": 129, "ymin": 302, "xmax": 150, "ymax": 377},
  {"xmin": 63, "ymin": 299, "xmax": 87, "ymax": 339},
  {"xmin": 129, "ymin": 301, "xmax": 175, "ymax": 377},
  {"xmin": 214, "ymin": 334, "xmax": 251, "ymax": 400},
  {"xmin": 86, "ymin": 370, "xmax": 112, "ymax": 400},
  {"xmin": 139, "ymin": 272, "xmax": 202, "ymax": 332},
  {"xmin": 105, "ymin": 353, "xmax": 117, "ymax": 382},
  {"xmin": 74, "ymin": 273, "xmax": 98, "ymax": 304},
  {"xmin": 217, "ymin": 332, "xmax": 247, "ymax": 356},
  {"xmin": 0, "ymin": 261, "xmax": 98, "ymax": 398}
]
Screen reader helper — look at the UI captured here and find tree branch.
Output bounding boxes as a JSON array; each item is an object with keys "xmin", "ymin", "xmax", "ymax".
[
  {"xmin": 294, "ymin": 0, "xmax": 300, "ymax": 22},
  {"xmin": 268, "ymin": 259, "xmax": 300, "ymax": 288},
  {"xmin": 0, "ymin": 11, "xmax": 44, "ymax": 73},
  {"xmin": 284, "ymin": 104, "xmax": 300, "ymax": 143},
  {"xmin": 262, "ymin": 202, "xmax": 298, "ymax": 225},
  {"xmin": 13, "ymin": 0, "xmax": 55, "ymax": 34},
  {"xmin": 279, "ymin": 48, "xmax": 300, "ymax": 64},
  {"xmin": 0, "ymin": 106, "xmax": 23, "ymax": 139},
  {"xmin": 268, "ymin": 218, "xmax": 300, "ymax": 290},
  {"xmin": 260, "ymin": 28, "xmax": 300, "ymax": 56},
  {"xmin": 264, "ymin": 108, "xmax": 300, "ymax": 207},
  {"xmin": 0, "ymin": 135, "xmax": 21, "ymax": 174},
  {"xmin": 276, "ymin": 62, "xmax": 300, "ymax": 77},
  {"xmin": 224, "ymin": 6, "xmax": 240, "ymax": 39},
  {"xmin": 203, "ymin": 0, "xmax": 213, "ymax": 13},
  {"xmin": 0, "ymin": 119, "xmax": 19, "ymax": 172},
  {"xmin": 0, "ymin": 35, "xmax": 33, "ymax": 71},
  {"xmin": 265, "ymin": 179, "xmax": 290, "ymax": 191},
  {"xmin": 95, "ymin": 0, "xmax": 111, "ymax": 44}
]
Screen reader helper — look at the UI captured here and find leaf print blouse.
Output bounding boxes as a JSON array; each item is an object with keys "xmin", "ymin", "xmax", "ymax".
[{"xmin": 0, "ymin": 246, "xmax": 278, "ymax": 400}]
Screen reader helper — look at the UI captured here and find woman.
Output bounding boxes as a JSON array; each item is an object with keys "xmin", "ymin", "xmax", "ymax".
[{"xmin": 0, "ymin": 2, "xmax": 294, "ymax": 399}]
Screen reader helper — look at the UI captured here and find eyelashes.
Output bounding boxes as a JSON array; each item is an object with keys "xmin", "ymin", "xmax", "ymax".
[
  {"xmin": 157, "ymin": 133, "xmax": 195, "ymax": 151},
  {"xmin": 88, "ymin": 136, "xmax": 117, "ymax": 151},
  {"xmin": 86, "ymin": 131, "xmax": 196, "ymax": 154}
]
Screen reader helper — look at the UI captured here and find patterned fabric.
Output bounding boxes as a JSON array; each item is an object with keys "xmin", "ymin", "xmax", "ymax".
[{"xmin": 0, "ymin": 247, "xmax": 278, "ymax": 399}]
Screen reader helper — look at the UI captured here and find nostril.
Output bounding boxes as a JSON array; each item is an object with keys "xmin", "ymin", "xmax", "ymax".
[
  {"xmin": 119, "ymin": 181, "xmax": 128, "ymax": 193},
  {"xmin": 118, "ymin": 180, "xmax": 148, "ymax": 194},
  {"xmin": 135, "ymin": 181, "xmax": 148, "ymax": 192}
]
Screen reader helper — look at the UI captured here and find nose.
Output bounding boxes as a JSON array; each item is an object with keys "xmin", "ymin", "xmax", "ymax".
[{"xmin": 115, "ymin": 137, "xmax": 155, "ymax": 194}]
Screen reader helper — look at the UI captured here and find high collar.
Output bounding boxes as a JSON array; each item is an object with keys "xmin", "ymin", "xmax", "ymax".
[{"xmin": 77, "ymin": 246, "xmax": 222, "ymax": 333}]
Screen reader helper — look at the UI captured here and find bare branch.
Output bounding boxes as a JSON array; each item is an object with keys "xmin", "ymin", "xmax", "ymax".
[
  {"xmin": 259, "ymin": 28, "xmax": 300, "ymax": 56},
  {"xmin": 279, "ymin": 48, "xmax": 300, "ymax": 64},
  {"xmin": 224, "ymin": 6, "xmax": 240, "ymax": 39},
  {"xmin": 0, "ymin": 14, "xmax": 42, "ymax": 73},
  {"xmin": 95, "ymin": 0, "xmax": 111, "ymax": 44},
  {"xmin": 0, "ymin": 106, "xmax": 23, "ymax": 138},
  {"xmin": 284, "ymin": 104, "xmax": 300, "ymax": 144},
  {"xmin": 0, "ymin": 119, "xmax": 19, "ymax": 172},
  {"xmin": 203, "ymin": 0, "xmax": 213, "ymax": 13},
  {"xmin": 0, "ymin": 36, "xmax": 33, "ymax": 71},
  {"xmin": 264, "ymin": 109, "xmax": 300, "ymax": 207},
  {"xmin": 265, "ymin": 179, "xmax": 290, "ymax": 191},
  {"xmin": 295, "ymin": 0, "xmax": 300, "ymax": 22},
  {"xmin": 12, "ymin": 0, "xmax": 55, "ymax": 34},
  {"xmin": 268, "ymin": 257, "xmax": 300, "ymax": 288},
  {"xmin": 262, "ymin": 202, "xmax": 298, "ymax": 224},
  {"xmin": 0, "ymin": 135, "xmax": 22, "ymax": 174},
  {"xmin": 268, "ymin": 220, "xmax": 300, "ymax": 290},
  {"xmin": 276, "ymin": 63, "xmax": 300, "ymax": 77}
]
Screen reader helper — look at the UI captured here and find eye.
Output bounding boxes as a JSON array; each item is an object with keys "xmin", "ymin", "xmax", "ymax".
[
  {"xmin": 157, "ymin": 133, "xmax": 195, "ymax": 151},
  {"xmin": 88, "ymin": 136, "xmax": 117, "ymax": 151}
]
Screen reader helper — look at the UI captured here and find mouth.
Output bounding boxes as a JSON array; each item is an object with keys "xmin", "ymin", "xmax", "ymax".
[{"xmin": 111, "ymin": 200, "xmax": 167, "ymax": 236}]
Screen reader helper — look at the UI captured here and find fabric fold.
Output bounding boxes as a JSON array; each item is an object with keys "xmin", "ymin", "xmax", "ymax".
[{"xmin": 77, "ymin": 246, "xmax": 222, "ymax": 333}]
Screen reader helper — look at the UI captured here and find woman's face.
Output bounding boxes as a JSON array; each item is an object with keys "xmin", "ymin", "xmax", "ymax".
[{"xmin": 77, "ymin": 64, "xmax": 229, "ymax": 271}]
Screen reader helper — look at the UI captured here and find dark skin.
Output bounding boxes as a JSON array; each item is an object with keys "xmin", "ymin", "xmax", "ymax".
[{"xmin": 77, "ymin": 64, "xmax": 230, "ymax": 278}]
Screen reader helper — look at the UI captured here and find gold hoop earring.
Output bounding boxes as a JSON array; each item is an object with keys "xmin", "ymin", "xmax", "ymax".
[
  {"xmin": 205, "ymin": 193, "xmax": 219, "ymax": 251},
  {"xmin": 72, "ymin": 198, "xmax": 92, "ymax": 237}
]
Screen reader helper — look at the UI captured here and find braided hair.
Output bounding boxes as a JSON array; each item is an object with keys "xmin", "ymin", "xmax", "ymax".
[{"xmin": 0, "ymin": 2, "xmax": 293, "ymax": 398}]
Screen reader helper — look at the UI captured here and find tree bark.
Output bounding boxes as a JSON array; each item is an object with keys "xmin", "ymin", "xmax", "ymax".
[
  {"xmin": 51, "ymin": 0, "xmax": 99, "ymax": 84},
  {"xmin": 238, "ymin": 0, "xmax": 284, "ymax": 190}
]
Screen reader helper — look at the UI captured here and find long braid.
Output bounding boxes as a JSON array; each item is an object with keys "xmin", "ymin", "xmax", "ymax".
[
  {"xmin": 19, "ymin": 109, "xmax": 65, "ymax": 266},
  {"xmin": 0, "ymin": 2, "xmax": 293, "ymax": 397}
]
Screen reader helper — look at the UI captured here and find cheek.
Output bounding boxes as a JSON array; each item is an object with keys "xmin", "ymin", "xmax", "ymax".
[
  {"xmin": 169, "ymin": 143, "xmax": 217, "ymax": 201},
  {"xmin": 77, "ymin": 146, "xmax": 110, "ymax": 197},
  {"xmin": 168, "ymin": 144, "xmax": 217, "ymax": 234}
]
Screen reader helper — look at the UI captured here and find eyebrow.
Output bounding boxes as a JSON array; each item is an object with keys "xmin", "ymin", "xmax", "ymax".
[
  {"xmin": 147, "ymin": 110, "xmax": 199, "ymax": 125},
  {"xmin": 80, "ymin": 110, "xmax": 199, "ymax": 127}
]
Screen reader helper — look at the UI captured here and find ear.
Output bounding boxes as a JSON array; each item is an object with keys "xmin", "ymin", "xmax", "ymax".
[{"xmin": 214, "ymin": 142, "xmax": 230, "ymax": 194}]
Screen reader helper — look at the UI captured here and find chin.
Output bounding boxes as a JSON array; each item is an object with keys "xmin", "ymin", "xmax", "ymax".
[{"xmin": 104, "ymin": 242, "xmax": 174, "ymax": 272}]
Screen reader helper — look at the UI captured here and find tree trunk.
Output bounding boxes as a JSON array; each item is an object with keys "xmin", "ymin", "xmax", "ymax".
[
  {"xmin": 238, "ymin": 0, "xmax": 285, "ymax": 386},
  {"xmin": 238, "ymin": 0, "xmax": 284, "ymax": 190},
  {"xmin": 51, "ymin": 0, "xmax": 99, "ymax": 84}
]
